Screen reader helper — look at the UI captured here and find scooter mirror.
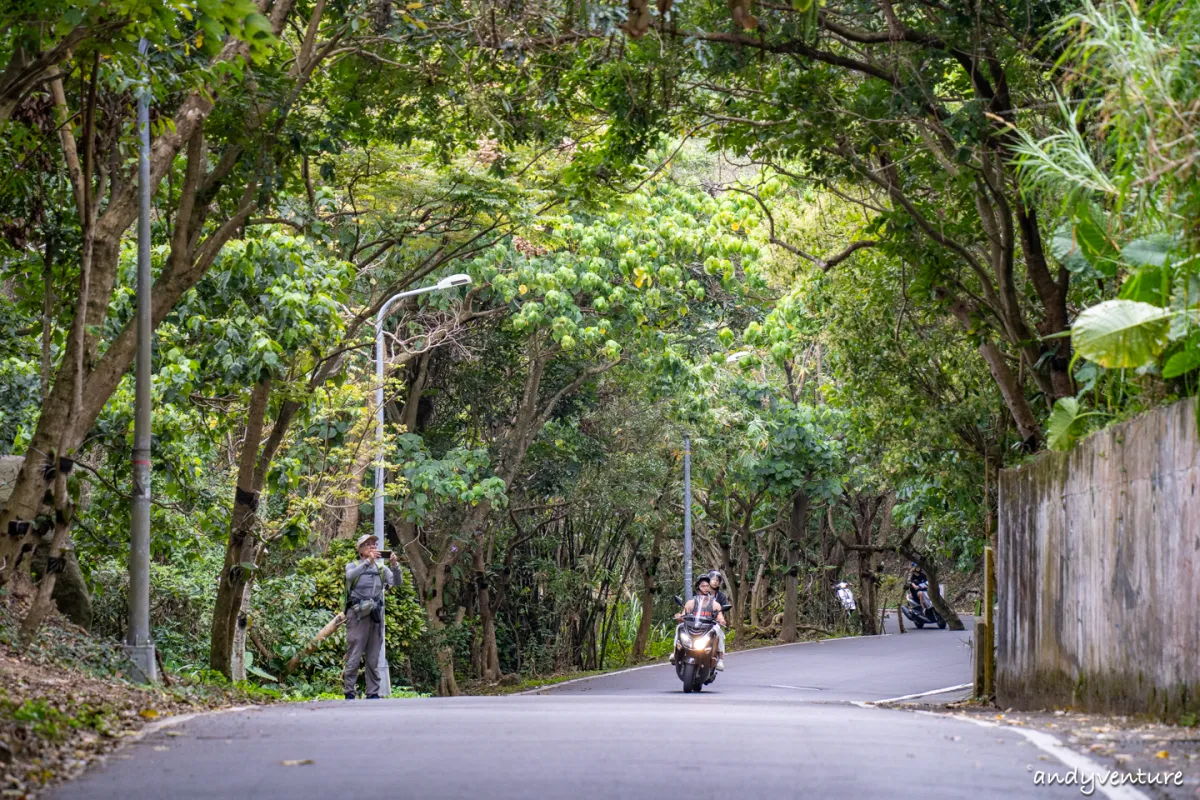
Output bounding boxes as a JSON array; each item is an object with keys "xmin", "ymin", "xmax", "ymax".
[
  {"xmin": 721, "ymin": 604, "xmax": 733, "ymax": 613},
  {"xmin": 674, "ymin": 595, "xmax": 684, "ymax": 606}
]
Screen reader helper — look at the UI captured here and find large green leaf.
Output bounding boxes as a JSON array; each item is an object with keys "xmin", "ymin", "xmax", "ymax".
[
  {"xmin": 1119, "ymin": 264, "xmax": 1172, "ymax": 306},
  {"xmin": 1162, "ymin": 343, "xmax": 1200, "ymax": 379},
  {"xmin": 1050, "ymin": 222, "xmax": 1094, "ymax": 276},
  {"xmin": 1121, "ymin": 234, "xmax": 1175, "ymax": 267},
  {"xmin": 1071, "ymin": 300, "xmax": 1173, "ymax": 368},
  {"xmin": 1070, "ymin": 201, "xmax": 1121, "ymax": 277},
  {"xmin": 1046, "ymin": 397, "xmax": 1086, "ymax": 452}
]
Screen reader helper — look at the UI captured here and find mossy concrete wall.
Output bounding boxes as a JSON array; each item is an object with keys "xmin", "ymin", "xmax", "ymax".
[{"xmin": 997, "ymin": 397, "xmax": 1200, "ymax": 716}]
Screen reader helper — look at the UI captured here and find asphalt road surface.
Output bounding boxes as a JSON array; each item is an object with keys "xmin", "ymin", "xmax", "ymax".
[{"xmin": 51, "ymin": 616, "xmax": 1092, "ymax": 800}]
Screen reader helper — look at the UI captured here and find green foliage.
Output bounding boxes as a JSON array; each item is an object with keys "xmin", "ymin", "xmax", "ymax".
[
  {"xmin": 1020, "ymin": 0, "xmax": 1200, "ymax": 422},
  {"xmin": 286, "ymin": 540, "xmax": 426, "ymax": 690},
  {"xmin": 1070, "ymin": 300, "xmax": 1175, "ymax": 369},
  {"xmin": 1045, "ymin": 398, "xmax": 1105, "ymax": 452}
]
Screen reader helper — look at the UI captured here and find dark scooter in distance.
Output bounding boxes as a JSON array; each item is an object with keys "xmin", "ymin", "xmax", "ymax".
[
  {"xmin": 671, "ymin": 595, "xmax": 731, "ymax": 693},
  {"xmin": 901, "ymin": 581, "xmax": 947, "ymax": 629}
]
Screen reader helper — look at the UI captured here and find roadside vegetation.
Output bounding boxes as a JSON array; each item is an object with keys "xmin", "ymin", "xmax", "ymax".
[{"xmin": 1, "ymin": 0, "xmax": 1196, "ymax": 711}]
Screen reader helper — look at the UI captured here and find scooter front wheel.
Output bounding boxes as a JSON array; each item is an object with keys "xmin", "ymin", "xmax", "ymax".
[
  {"xmin": 681, "ymin": 663, "xmax": 697, "ymax": 693},
  {"xmin": 914, "ymin": 618, "xmax": 925, "ymax": 629}
]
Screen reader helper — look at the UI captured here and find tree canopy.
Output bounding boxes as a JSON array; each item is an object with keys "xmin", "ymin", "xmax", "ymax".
[{"xmin": 1, "ymin": 0, "xmax": 1195, "ymax": 696}]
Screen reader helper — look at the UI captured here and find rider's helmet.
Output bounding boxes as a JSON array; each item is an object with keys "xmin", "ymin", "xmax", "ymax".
[
  {"xmin": 707, "ymin": 569, "xmax": 723, "ymax": 585},
  {"xmin": 695, "ymin": 575, "xmax": 711, "ymax": 592}
]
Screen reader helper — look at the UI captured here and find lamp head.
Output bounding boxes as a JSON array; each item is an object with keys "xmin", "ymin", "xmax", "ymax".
[
  {"xmin": 437, "ymin": 273, "xmax": 472, "ymax": 290},
  {"xmin": 725, "ymin": 350, "xmax": 753, "ymax": 364}
]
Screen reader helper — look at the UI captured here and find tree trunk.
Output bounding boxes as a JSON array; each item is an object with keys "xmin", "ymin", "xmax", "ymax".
[
  {"xmin": 284, "ymin": 612, "xmax": 346, "ymax": 674},
  {"xmin": 944, "ymin": 295, "xmax": 1042, "ymax": 447},
  {"xmin": 19, "ymin": 466, "xmax": 72, "ymax": 645},
  {"xmin": 230, "ymin": 579, "xmax": 254, "ymax": 682},
  {"xmin": 32, "ymin": 536, "xmax": 92, "ymax": 628},
  {"xmin": 856, "ymin": 551, "xmax": 878, "ymax": 635},
  {"xmin": 631, "ymin": 527, "xmax": 662, "ymax": 661},
  {"xmin": 416, "ymin": 562, "xmax": 459, "ymax": 696},
  {"xmin": 749, "ymin": 562, "xmax": 766, "ymax": 628},
  {"xmin": 474, "ymin": 547, "xmax": 501, "ymax": 682},
  {"xmin": 209, "ymin": 380, "xmax": 271, "ymax": 677},
  {"xmin": 780, "ymin": 491, "xmax": 809, "ymax": 643},
  {"xmin": 427, "ymin": 611, "xmax": 459, "ymax": 697},
  {"xmin": 781, "ymin": 546, "xmax": 799, "ymax": 643}
]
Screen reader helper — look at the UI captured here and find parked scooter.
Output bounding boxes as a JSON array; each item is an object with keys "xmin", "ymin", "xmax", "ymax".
[
  {"xmin": 672, "ymin": 595, "xmax": 730, "ymax": 693},
  {"xmin": 901, "ymin": 581, "xmax": 947, "ymax": 629},
  {"xmin": 833, "ymin": 581, "xmax": 857, "ymax": 625}
]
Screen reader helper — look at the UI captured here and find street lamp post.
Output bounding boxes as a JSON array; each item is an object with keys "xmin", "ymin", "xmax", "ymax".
[
  {"xmin": 683, "ymin": 434, "xmax": 692, "ymax": 603},
  {"xmin": 125, "ymin": 37, "xmax": 156, "ymax": 683},
  {"xmin": 372, "ymin": 273, "xmax": 471, "ymax": 695}
]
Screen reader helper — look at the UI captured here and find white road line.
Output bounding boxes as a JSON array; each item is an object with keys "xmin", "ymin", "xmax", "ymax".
[
  {"xmin": 514, "ymin": 662, "xmax": 667, "ymax": 695},
  {"xmin": 915, "ymin": 711, "xmax": 1151, "ymax": 800},
  {"xmin": 870, "ymin": 683, "xmax": 973, "ymax": 704}
]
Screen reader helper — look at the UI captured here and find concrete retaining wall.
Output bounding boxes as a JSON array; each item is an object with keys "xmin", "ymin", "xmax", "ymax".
[{"xmin": 997, "ymin": 397, "xmax": 1200, "ymax": 716}]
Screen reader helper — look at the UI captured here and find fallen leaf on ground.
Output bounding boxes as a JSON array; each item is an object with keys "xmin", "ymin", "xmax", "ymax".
[
  {"xmin": 281, "ymin": 759, "xmax": 314, "ymax": 766},
  {"xmin": 1155, "ymin": 750, "xmax": 1169, "ymax": 759},
  {"xmin": 138, "ymin": 709, "xmax": 159, "ymax": 719}
]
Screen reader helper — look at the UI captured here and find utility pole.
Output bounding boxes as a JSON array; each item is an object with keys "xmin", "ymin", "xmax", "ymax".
[
  {"xmin": 125, "ymin": 37, "xmax": 156, "ymax": 683},
  {"xmin": 683, "ymin": 434, "xmax": 692, "ymax": 602}
]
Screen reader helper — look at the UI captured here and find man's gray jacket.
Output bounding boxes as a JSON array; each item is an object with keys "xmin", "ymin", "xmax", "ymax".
[{"xmin": 345, "ymin": 559, "xmax": 403, "ymax": 607}]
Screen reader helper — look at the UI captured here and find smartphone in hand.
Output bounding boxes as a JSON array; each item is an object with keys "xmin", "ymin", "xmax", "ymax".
[{"xmin": 378, "ymin": 550, "xmax": 393, "ymax": 560}]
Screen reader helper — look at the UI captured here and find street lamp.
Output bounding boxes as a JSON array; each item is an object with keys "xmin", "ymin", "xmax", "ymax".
[
  {"xmin": 683, "ymin": 434, "xmax": 692, "ymax": 603},
  {"xmin": 372, "ymin": 273, "xmax": 471, "ymax": 695}
]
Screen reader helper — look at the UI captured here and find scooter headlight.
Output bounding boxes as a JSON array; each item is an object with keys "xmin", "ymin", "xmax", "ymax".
[
  {"xmin": 678, "ymin": 631, "xmax": 694, "ymax": 647},
  {"xmin": 690, "ymin": 632, "xmax": 713, "ymax": 651}
]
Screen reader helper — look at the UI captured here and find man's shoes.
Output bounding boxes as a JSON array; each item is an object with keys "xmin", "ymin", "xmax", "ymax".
[
  {"xmin": 715, "ymin": 659, "xmax": 725, "ymax": 671},
  {"xmin": 345, "ymin": 692, "xmax": 355, "ymax": 700},
  {"xmin": 668, "ymin": 653, "xmax": 675, "ymax": 665},
  {"xmin": 366, "ymin": 694, "xmax": 380, "ymax": 699}
]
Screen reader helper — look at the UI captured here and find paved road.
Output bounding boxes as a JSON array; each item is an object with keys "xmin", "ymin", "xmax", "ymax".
[
  {"xmin": 546, "ymin": 612, "xmax": 974, "ymax": 702},
  {"xmin": 52, "ymin": 617, "xmax": 1087, "ymax": 800}
]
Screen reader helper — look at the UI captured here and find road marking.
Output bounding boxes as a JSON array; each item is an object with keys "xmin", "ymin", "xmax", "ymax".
[
  {"xmin": 915, "ymin": 711, "xmax": 1150, "ymax": 800},
  {"xmin": 517, "ymin": 632, "xmax": 893, "ymax": 696},
  {"xmin": 767, "ymin": 684, "xmax": 823, "ymax": 691},
  {"xmin": 514, "ymin": 662, "xmax": 667, "ymax": 695},
  {"xmin": 870, "ymin": 683, "xmax": 972, "ymax": 704}
]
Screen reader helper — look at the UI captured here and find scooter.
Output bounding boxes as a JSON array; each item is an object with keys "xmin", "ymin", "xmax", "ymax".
[
  {"xmin": 833, "ymin": 581, "xmax": 857, "ymax": 624},
  {"xmin": 901, "ymin": 581, "xmax": 947, "ymax": 629},
  {"xmin": 671, "ymin": 596, "xmax": 729, "ymax": 693}
]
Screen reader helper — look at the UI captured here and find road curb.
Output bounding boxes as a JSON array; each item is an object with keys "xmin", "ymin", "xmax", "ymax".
[{"xmin": 137, "ymin": 703, "xmax": 261, "ymax": 738}]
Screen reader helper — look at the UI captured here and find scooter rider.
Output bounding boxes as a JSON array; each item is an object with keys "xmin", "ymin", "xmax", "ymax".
[
  {"xmin": 705, "ymin": 570, "xmax": 729, "ymax": 669},
  {"xmin": 907, "ymin": 562, "xmax": 930, "ymax": 610},
  {"xmin": 671, "ymin": 575, "xmax": 727, "ymax": 671}
]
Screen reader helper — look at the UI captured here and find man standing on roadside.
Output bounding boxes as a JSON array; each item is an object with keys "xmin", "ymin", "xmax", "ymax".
[{"xmin": 344, "ymin": 533, "xmax": 402, "ymax": 700}]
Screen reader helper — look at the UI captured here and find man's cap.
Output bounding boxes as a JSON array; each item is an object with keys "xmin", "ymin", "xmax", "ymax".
[{"xmin": 356, "ymin": 534, "xmax": 379, "ymax": 550}]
